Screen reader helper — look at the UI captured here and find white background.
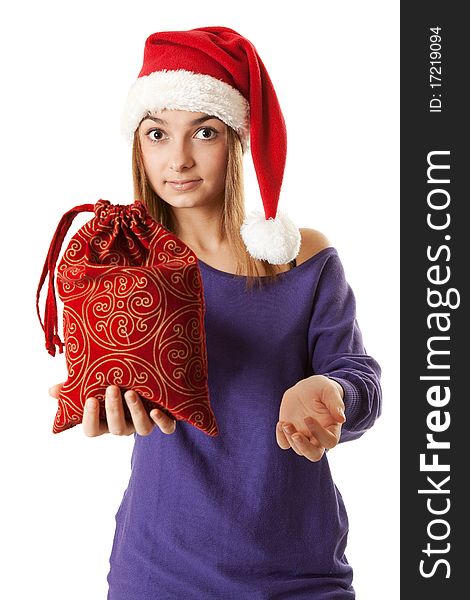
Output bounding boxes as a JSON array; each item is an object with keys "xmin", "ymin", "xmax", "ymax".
[{"xmin": 0, "ymin": 1, "xmax": 399, "ymax": 598}]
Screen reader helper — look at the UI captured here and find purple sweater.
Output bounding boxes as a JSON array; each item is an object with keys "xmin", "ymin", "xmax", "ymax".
[{"xmin": 106, "ymin": 247, "xmax": 382, "ymax": 599}]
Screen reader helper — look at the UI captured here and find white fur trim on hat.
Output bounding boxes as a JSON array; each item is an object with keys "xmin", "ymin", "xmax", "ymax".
[
  {"xmin": 121, "ymin": 69, "xmax": 250, "ymax": 151},
  {"xmin": 240, "ymin": 210, "xmax": 301, "ymax": 264}
]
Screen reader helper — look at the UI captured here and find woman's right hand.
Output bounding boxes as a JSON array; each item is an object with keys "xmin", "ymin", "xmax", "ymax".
[{"xmin": 48, "ymin": 383, "xmax": 177, "ymax": 437}]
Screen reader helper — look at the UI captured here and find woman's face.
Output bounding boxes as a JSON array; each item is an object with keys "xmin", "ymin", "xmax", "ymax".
[{"xmin": 138, "ymin": 109, "xmax": 229, "ymax": 211}]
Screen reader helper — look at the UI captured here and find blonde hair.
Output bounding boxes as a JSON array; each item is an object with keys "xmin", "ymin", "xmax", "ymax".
[{"xmin": 132, "ymin": 121, "xmax": 290, "ymax": 290}]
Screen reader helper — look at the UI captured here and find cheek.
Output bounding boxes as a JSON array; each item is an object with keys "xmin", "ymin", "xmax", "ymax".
[
  {"xmin": 206, "ymin": 146, "xmax": 228, "ymax": 184},
  {"xmin": 142, "ymin": 151, "xmax": 164, "ymax": 183}
]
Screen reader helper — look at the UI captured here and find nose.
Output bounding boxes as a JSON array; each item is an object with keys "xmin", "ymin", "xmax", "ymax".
[{"xmin": 168, "ymin": 139, "xmax": 195, "ymax": 172}]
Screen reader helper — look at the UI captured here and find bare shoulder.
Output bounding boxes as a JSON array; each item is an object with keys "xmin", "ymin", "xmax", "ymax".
[{"xmin": 296, "ymin": 228, "xmax": 332, "ymax": 265}]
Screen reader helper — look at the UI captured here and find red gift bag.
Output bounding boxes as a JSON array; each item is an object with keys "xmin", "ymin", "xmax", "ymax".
[{"xmin": 36, "ymin": 199, "xmax": 218, "ymax": 436}]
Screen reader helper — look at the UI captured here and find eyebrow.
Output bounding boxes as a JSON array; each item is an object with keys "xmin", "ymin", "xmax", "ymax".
[{"xmin": 141, "ymin": 115, "xmax": 220, "ymax": 126}]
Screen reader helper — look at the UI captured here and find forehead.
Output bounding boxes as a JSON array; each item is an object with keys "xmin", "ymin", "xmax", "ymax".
[
  {"xmin": 150, "ymin": 109, "xmax": 207, "ymax": 118},
  {"xmin": 141, "ymin": 109, "xmax": 222, "ymax": 126}
]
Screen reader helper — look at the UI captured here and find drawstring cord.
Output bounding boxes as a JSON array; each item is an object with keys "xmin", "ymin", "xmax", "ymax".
[{"xmin": 36, "ymin": 204, "xmax": 95, "ymax": 357}]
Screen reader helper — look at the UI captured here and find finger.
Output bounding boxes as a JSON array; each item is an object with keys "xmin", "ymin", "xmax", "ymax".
[
  {"xmin": 333, "ymin": 405, "xmax": 346, "ymax": 423},
  {"xmin": 325, "ymin": 379, "xmax": 346, "ymax": 423},
  {"xmin": 149, "ymin": 407, "xmax": 177, "ymax": 435},
  {"xmin": 304, "ymin": 417, "xmax": 340, "ymax": 449},
  {"xmin": 276, "ymin": 421, "xmax": 291, "ymax": 450},
  {"xmin": 48, "ymin": 382, "xmax": 64, "ymax": 399},
  {"xmin": 105, "ymin": 385, "xmax": 134, "ymax": 436},
  {"xmin": 290, "ymin": 432, "xmax": 326, "ymax": 462},
  {"xmin": 124, "ymin": 390, "xmax": 155, "ymax": 436},
  {"xmin": 279, "ymin": 422, "xmax": 304, "ymax": 456},
  {"xmin": 82, "ymin": 397, "xmax": 109, "ymax": 437}
]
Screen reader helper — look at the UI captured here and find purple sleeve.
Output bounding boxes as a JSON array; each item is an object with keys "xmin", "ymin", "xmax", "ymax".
[{"xmin": 308, "ymin": 251, "xmax": 382, "ymax": 443}]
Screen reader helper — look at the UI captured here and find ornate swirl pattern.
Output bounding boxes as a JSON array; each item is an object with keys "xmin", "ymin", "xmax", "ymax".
[{"xmin": 54, "ymin": 200, "xmax": 218, "ymax": 436}]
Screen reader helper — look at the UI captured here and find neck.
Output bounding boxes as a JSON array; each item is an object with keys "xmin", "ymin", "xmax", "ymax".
[{"xmin": 171, "ymin": 204, "xmax": 226, "ymax": 253}]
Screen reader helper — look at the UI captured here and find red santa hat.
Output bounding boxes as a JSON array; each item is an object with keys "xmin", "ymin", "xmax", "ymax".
[{"xmin": 121, "ymin": 26, "xmax": 301, "ymax": 264}]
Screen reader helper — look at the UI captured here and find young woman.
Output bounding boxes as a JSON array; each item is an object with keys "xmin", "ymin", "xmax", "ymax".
[{"xmin": 49, "ymin": 26, "xmax": 382, "ymax": 599}]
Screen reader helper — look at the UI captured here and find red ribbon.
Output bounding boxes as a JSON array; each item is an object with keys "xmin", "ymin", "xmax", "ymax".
[{"xmin": 36, "ymin": 204, "xmax": 95, "ymax": 356}]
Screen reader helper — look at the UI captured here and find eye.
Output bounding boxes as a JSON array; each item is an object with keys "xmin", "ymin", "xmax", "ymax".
[
  {"xmin": 195, "ymin": 127, "xmax": 218, "ymax": 140},
  {"xmin": 146, "ymin": 129, "xmax": 166, "ymax": 143}
]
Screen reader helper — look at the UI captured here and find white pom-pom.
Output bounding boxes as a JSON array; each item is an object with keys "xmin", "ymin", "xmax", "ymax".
[{"xmin": 240, "ymin": 210, "xmax": 301, "ymax": 264}]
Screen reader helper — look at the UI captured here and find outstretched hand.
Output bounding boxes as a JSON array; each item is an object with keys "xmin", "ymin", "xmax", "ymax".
[{"xmin": 276, "ymin": 375, "xmax": 346, "ymax": 462}]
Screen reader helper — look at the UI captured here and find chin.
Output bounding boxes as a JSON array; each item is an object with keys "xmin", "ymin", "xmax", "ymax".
[{"xmin": 161, "ymin": 195, "xmax": 202, "ymax": 208}]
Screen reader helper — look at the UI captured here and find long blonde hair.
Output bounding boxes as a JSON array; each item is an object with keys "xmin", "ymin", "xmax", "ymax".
[{"xmin": 132, "ymin": 122, "xmax": 289, "ymax": 290}]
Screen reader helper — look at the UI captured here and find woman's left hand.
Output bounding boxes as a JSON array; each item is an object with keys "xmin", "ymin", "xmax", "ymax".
[{"xmin": 276, "ymin": 375, "xmax": 346, "ymax": 462}]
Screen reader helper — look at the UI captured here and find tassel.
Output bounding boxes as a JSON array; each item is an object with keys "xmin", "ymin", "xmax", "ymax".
[{"xmin": 36, "ymin": 203, "xmax": 95, "ymax": 357}]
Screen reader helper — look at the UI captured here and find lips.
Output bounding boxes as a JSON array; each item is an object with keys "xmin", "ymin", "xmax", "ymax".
[
  {"xmin": 166, "ymin": 179, "xmax": 203, "ymax": 191},
  {"xmin": 167, "ymin": 179, "xmax": 201, "ymax": 184}
]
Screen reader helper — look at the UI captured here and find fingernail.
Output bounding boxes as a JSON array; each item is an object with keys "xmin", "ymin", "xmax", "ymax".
[
  {"xmin": 86, "ymin": 398, "xmax": 96, "ymax": 410},
  {"xmin": 125, "ymin": 391, "xmax": 137, "ymax": 405},
  {"xmin": 107, "ymin": 386, "xmax": 119, "ymax": 399},
  {"xmin": 283, "ymin": 425, "xmax": 293, "ymax": 434},
  {"xmin": 338, "ymin": 407, "xmax": 346, "ymax": 418}
]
